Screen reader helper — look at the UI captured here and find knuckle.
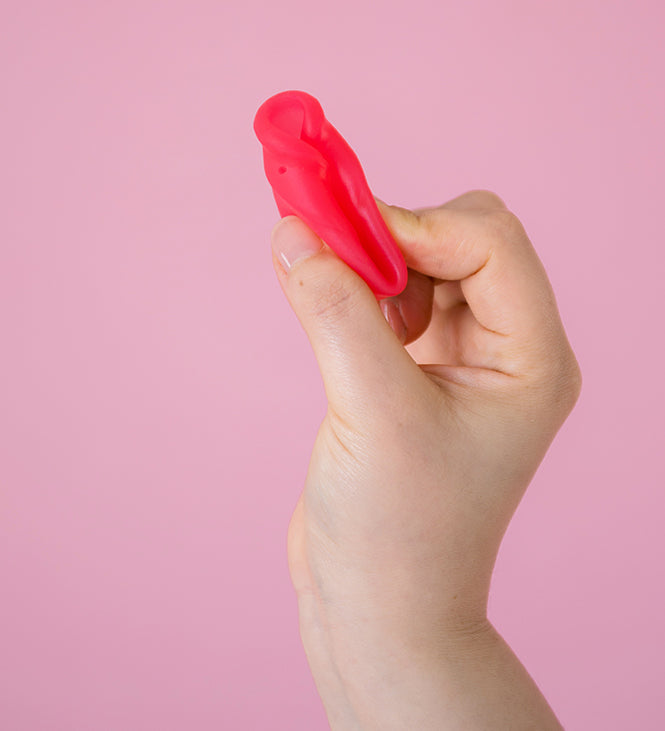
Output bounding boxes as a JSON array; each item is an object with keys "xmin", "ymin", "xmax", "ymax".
[
  {"xmin": 470, "ymin": 189, "xmax": 507, "ymax": 209},
  {"xmin": 485, "ymin": 208, "xmax": 525, "ymax": 242},
  {"xmin": 537, "ymin": 346, "xmax": 583, "ymax": 413},
  {"xmin": 564, "ymin": 354, "xmax": 583, "ymax": 406}
]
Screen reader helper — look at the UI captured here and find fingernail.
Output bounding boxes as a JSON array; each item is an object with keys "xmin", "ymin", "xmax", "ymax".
[
  {"xmin": 380, "ymin": 298, "xmax": 407, "ymax": 344},
  {"xmin": 271, "ymin": 217, "xmax": 323, "ymax": 271}
]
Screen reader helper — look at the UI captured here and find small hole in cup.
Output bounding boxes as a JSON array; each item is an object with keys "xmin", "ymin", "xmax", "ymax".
[{"xmin": 278, "ymin": 166, "xmax": 287, "ymax": 174}]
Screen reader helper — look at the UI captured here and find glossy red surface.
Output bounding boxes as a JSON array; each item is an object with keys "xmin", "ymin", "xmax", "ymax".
[{"xmin": 254, "ymin": 90, "xmax": 407, "ymax": 298}]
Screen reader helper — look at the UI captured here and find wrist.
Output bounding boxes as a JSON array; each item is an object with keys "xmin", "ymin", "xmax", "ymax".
[
  {"xmin": 298, "ymin": 590, "xmax": 498, "ymax": 730},
  {"xmin": 297, "ymin": 588, "xmax": 562, "ymax": 731},
  {"xmin": 296, "ymin": 585, "xmax": 494, "ymax": 730}
]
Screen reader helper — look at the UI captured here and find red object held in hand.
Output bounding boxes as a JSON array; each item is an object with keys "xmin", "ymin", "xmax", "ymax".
[{"xmin": 253, "ymin": 90, "xmax": 408, "ymax": 299}]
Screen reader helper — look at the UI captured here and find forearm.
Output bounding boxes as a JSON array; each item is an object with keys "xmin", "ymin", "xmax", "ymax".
[{"xmin": 297, "ymin": 591, "xmax": 563, "ymax": 731}]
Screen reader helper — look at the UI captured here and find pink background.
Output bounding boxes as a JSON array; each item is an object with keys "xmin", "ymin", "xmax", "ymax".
[{"xmin": 1, "ymin": 1, "xmax": 663, "ymax": 728}]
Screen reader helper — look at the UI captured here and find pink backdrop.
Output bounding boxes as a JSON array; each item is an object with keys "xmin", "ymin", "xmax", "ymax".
[{"xmin": 1, "ymin": 1, "xmax": 663, "ymax": 728}]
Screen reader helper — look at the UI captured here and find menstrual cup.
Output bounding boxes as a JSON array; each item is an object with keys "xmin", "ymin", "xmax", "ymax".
[{"xmin": 253, "ymin": 90, "xmax": 408, "ymax": 299}]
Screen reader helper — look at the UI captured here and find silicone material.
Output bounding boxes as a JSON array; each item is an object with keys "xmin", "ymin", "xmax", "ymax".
[{"xmin": 253, "ymin": 90, "xmax": 408, "ymax": 299}]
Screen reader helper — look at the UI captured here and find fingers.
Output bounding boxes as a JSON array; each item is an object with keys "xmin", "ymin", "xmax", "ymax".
[
  {"xmin": 379, "ymin": 268, "xmax": 434, "ymax": 346},
  {"xmin": 375, "ymin": 196, "xmax": 563, "ymax": 354},
  {"xmin": 270, "ymin": 216, "xmax": 422, "ymax": 412}
]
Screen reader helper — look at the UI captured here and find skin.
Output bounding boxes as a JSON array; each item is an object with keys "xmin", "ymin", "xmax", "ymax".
[{"xmin": 269, "ymin": 190, "xmax": 581, "ymax": 730}]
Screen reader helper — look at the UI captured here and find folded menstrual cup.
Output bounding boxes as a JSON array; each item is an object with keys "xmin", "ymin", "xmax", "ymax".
[{"xmin": 253, "ymin": 90, "xmax": 408, "ymax": 299}]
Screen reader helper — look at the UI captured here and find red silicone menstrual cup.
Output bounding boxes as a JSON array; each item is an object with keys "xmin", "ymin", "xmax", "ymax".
[{"xmin": 253, "ymin": 90, "xmax": 408, "ymax": 299}]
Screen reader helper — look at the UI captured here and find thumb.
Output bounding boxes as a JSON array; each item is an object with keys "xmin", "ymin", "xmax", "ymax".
[{"xmin": 270, "ymin": 216, "xmax": 420, "ymax": 412}]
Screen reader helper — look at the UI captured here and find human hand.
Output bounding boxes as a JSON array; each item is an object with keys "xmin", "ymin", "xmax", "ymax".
[{"xmin": 270, "ymin": 191, "xmax": 580, "ymax": 729}]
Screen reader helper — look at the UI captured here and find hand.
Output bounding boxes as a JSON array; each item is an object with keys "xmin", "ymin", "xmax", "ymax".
[{"xmin": 270, "ymin": 190, "xmax": 581, "ymax": 729}]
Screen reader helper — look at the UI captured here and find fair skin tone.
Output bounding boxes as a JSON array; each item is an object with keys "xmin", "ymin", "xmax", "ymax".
[{"xmin": 269, "ymin": 190, "xmax": 581, "ymax": 730}]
